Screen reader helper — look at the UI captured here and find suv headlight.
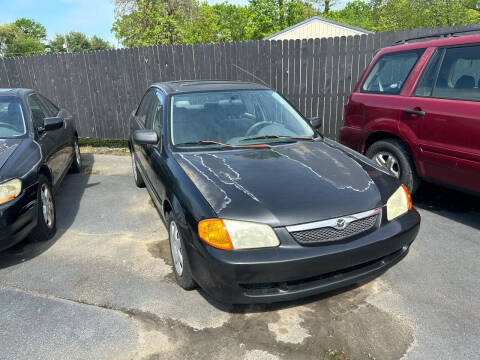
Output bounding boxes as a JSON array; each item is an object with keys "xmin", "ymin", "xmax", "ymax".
[
  {"xmin": 386, "ymin": 184, "xmax": 412, "ymax": 221},
  {"xmin": 198, "ymin": 219, "xmax": 280, "ymax": 250},
  {"xmin": 0, "ymin": 179, "xmax": 22, "ymax": 205}
]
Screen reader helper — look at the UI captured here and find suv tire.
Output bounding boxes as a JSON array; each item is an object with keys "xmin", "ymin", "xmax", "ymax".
[{"xmin": 366, "ymin": 139, "xmax": 420, "ymax": 194}]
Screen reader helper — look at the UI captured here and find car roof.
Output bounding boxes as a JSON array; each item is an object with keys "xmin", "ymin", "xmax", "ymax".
[
  {"xmin": 0, "ymin": 88, "xmax": 34, "ymax": 97},
  {"xmin": 151, "ymin": 80, "xmax": 270, "ymax": 95},
  {"xmin": 379, "ymin": 34, "xmax": 480, "ymax": 55}
]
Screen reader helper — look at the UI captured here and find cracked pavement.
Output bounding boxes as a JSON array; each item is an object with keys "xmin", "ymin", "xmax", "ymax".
[{"xmin": 0, "ymin": 154, "xmax": 478, "ymax": 360}]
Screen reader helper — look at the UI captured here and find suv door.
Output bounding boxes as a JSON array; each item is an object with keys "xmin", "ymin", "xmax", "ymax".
[
  {"xmin": 28, "ymin": 93, "xmax": 64, "ymax": 187},
  {"xmin": 355, "ymin": 49, "xmax": 426, "ymax": 137},
  {"xmin": 408, "ymin": 44, "xmax": 480, "ymax": 192}
]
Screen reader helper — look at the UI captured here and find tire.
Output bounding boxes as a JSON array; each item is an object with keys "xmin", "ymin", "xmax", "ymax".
[
  {"xmin": 130, "ymin": 147, "xmax": 145, "ymax": 188},
  {"xmin": 165, "ymin": 212, "xmax": 196, "ymax": 290},
  {"xmin": 30, "ymin": 175, "xmax": 57, "ymax": 242},
  {"xmin": 69, "ymin": 137, "xmax": 81, "ymax": 173},
  {"xmin": 366, "ymin": 138, "xmax": 420, "ymax": 194}
]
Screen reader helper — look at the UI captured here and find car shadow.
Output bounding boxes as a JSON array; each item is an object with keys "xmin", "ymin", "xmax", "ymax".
[
  {"xmin": 0, "ymin": 153, "xmax": 96, "ymax": 270},
  {"xmin": 413, "ymin": 182, "xmax": 480, "ymax": 230}
]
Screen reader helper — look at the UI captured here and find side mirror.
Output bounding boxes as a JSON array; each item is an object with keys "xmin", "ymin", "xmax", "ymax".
[
  {"xmin": 133, "ymin": 129, "xmax": 158, "ymax": 145},
  {"xmin": 43, "ymin": 117, "xmax": 64, "ymax": 132},
  {"xmin": 307, "ymin": 117, "xmax": 322, "ymax": 130}
]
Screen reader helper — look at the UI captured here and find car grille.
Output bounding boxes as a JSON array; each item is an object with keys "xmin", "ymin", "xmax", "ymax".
[{"xmin": 290, "ymin": 214, "xmax": 378, "ymax": 245}]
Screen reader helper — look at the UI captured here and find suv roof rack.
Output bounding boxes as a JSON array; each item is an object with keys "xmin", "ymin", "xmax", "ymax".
[{"xmin": 395, "ymin": 27, "xmax": 480, "ymax": 44}]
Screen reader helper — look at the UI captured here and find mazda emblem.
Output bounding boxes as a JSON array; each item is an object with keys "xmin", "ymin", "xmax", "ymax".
[{"xmin": 336, "ymin": 218, "xmax": 347, "ymax": 230}]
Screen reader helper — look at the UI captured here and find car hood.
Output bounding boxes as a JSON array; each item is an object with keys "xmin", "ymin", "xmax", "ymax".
[
  {"xmin": 174, "ymin": 140, "xmax": 393, "ymax": 227},
  {"xmin": 0, "ymin": 138, "xmax": 22, "ymax": 171}
]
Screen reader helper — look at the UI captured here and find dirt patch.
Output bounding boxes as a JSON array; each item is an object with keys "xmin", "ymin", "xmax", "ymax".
[
  {"xmin": 129, "ymin": 281, "xmax": 413, "ymax": 360},
  {"xmin": 80, "ymin": 146, "xmax": 130, "ymax": 156}
]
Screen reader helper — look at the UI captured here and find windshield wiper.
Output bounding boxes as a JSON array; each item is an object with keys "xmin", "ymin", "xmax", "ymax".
[
  {"xmin": 175, "ymin": 140, "xmax": 269, "ymax": 148},
  {"xmin": 240, "ymin": 135, "xmax": 313, "ymax": 142}
]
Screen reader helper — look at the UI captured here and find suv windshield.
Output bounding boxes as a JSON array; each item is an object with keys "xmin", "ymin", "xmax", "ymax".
[
  {"xmin": 0, "ymin": 96, "xmax": 26, "ymax": 138},
  {"xmin": 170, "ymin": 90, "xmax": 314, "ymax": 148}
]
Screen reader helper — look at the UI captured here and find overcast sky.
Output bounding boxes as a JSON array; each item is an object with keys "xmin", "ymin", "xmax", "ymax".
[{"xmin": 0, "ymin": 0, "xmax": 346, "ymax": 47}]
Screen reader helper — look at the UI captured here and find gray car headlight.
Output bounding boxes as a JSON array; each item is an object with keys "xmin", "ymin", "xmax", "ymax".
[
  {"xmin": 386, "ymin": 185, "xmax": 412, "ymax": 221},
  {"xmin": 0, "ymin": 178, "xmax": 22, "ymax": 205},
  {"xmin": 198, "ymin": 219, "xmax": 280, "ymax": 250}
]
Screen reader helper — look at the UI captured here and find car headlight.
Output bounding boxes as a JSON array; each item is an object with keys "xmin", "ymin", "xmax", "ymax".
[
  {"xmin": 198, "ymin": 219, "xmax": 280, "ymax": 250},
  {"xmin": 0, "ymin": 178, "xmax": 22, "ymax": 205},
  {"xmin": 386, "ymin": 184, "xmax": 412, "ymax": 221}
]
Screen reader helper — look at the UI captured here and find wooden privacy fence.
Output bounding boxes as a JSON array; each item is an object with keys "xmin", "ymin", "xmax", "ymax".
[{"xmin": 0, "ymin": 25, "xmax": 478, "ymax": 140}]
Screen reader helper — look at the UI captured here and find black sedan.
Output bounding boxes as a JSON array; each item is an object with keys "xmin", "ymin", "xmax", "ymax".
[
  {"xmin": 0, "ymin": 89, "xmax": 80, "ymax": 251},
  {"xmin": 129, "ymin": 81, "xmax": 420, "ymax": 304}
]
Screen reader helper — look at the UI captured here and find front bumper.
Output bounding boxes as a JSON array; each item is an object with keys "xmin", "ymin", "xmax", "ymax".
[
  {"xmin": 0, "ymin": 183, "xmax": 38, "ymax": 251},
  {"xmin": 188, "ymin": 209, "xmax": 420, "ymax": 304}
]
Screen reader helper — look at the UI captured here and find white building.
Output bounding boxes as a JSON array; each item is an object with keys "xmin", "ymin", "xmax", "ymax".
[{"xmin": 264, "ymin": 16, "xmax": 373, "ymax": 40}]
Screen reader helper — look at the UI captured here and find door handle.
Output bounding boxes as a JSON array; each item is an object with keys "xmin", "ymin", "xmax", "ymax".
[{"xmin": 404, "ymin": 109, "xmax": 425, "ymax": 116}]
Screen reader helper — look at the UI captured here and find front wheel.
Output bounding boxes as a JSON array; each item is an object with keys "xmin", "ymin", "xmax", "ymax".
[
  {"xmin": 69, "ymin": 138, "xmax": 81, "ymax": 173},
  {"xmin": 366, "ymin": 138, "xmax": 420, "ymax": 194},
  {"xmin": 166, "ymin": 212, "xmax": 196, "ymax": 290},
  {"xmin": 30, "ymin": 175, "xmax": 56, "ymax": 242}
]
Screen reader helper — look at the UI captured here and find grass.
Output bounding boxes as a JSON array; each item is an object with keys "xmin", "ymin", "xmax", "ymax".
[{"xmin": 79, "ymin": 138, "xmax": 130, "ymax": 156}]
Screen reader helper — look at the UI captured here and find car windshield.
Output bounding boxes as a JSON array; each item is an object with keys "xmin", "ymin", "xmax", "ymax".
[
  {"xmin": 0, "ymin": 96, "xmax": 26, "ymax": 138},
  {"xmin": 170, "ymin": 90, "xmax": 315, "ymax": 148}
]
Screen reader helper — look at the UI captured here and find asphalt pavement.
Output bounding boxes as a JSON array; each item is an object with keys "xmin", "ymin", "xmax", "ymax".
[{"xmin": 0, "ymin": 154, "xmax": 478, "ymax": 360}]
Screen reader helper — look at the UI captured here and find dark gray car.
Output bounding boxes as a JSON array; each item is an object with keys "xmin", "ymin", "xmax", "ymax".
[{"xmin": 0, "ymin": 88, "xmax": 81, "ymax": 251}]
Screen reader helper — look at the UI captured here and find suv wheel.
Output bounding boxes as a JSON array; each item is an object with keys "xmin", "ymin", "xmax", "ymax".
[{"xmin": 366, "ymin": 139, "xmax": 420, "ymax": 194}]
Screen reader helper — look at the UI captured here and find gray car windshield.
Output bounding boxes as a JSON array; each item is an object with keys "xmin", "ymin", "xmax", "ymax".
[
  {"xmin": 0, "ymin": 96, "xmax": 26, "ymax": 138},
  {"xmin": 170, "ymin": 90, "xmax": 314, "ymax": 148}
]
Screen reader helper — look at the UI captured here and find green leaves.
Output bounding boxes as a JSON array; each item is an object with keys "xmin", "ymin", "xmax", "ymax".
[
  {"xmin": 325, "ymin": 0, "xmax": 480, "ymax": 33},
  {"xmin": 0, "ymin": 17, "xmax": 112, "ymax": 57},
  {"xmin": 0, "ymin": 19, "xmax": 46, "ymax": 57},
  {"xmin": 111, "ymin": 0, "xmax": 317, "ymax": 45}
]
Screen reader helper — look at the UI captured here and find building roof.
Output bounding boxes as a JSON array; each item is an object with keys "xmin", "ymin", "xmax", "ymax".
[
  {"xmin": 151, "ymin": 81, "xmax": 269, "ymax": 95},
  {"xmin": 264, "ymin": 16, "xmax": 373, "ymax": 40}
]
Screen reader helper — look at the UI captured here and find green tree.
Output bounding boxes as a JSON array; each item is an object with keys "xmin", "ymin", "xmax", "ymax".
[
  {"xmin": 14, "ymin": 18, "xmax": 47, "ymax": 42},
  {"xmin": 246, "ymin": 0, "xmax": 316, "ymax": 39},
  {"xmin": 0, "ymin": 22, "xmax": 45, "ymax": 57},
  {"xmin": 47, "ymin": 34, "xmax": 67, "ymax": 53},
  {"xmin": 324, "ymin": 0, "xmax": 376, "ymax": 31},
  {"xmin": 90, "ymin": 35, "xmax": 113, "ymax": 50},
  {"xmin": 112, "ymin": 0, "xmax": 188, "ymax": 46},
  {"xmin": 213, "ymin": 3, "xmax": 250, "ymax": 41},
  {"xmin": 47, "ymin": 32, "xmax": 112, "ymax": 53},
  {"xmin": 182, "ymin": 3, "xmax": 220, "ymax": 43}
]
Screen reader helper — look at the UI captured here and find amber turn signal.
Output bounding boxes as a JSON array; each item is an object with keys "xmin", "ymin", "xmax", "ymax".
[
  {"xmin": 198, "ymin": 219, "xmax": 233, "ymax": 250},
  {"xmin": 401, "ymin": 184, "xmax": 413, "ymax": 210}
]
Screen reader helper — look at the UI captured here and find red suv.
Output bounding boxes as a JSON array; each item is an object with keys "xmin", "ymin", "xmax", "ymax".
[{"xmin": 340, "ymin": 33, "xmax": 480, "ymax": 194}]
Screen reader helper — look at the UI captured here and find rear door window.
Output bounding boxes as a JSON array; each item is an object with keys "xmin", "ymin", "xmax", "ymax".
[
  {"xmin": 431, "ymin": 45, "xmax": 480, "ymax": 102},
  {"xmin": 361, "ymin": 49, "xmax": 424, "ymax": 95}
]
